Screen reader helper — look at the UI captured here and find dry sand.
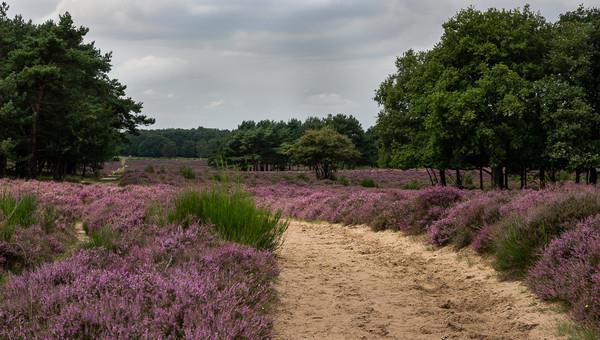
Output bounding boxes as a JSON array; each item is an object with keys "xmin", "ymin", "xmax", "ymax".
[{"xmin": 273, "ymin": 220, "xmax": 566, "ymax": 340}]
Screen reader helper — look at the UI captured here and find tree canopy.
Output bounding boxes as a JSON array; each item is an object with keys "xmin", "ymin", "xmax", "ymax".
[
  {"xmin": 375, "ymin": 5, "xmax": 600, "ymax": 187},
  {"xmin": 0, "ymin": 3, "xmax": 153, "ymax": 179},
  {"xmin": 288, "ymin": 128, "xmax": 360, "ymax": 180}
]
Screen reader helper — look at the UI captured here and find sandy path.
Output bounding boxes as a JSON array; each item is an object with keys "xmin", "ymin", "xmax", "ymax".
[{"xmin": 273, "ymin": 220, "xmax": 566, "ymax": 340}]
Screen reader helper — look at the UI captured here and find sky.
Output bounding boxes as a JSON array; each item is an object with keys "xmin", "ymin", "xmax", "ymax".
[{"xmin": 8, "ymin": 0, "xmax": 600, "ymax": 130}]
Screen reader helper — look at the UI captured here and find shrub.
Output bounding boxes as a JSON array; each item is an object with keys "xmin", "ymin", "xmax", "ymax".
[
  {"xmin": 180, "ymin": 166, "xmax": 196, "ymax": 180},
  {"xmin": 428, "ymin": 191, "xmax": 512, "ymax": 248},
  {"xmin": 528, "ymin": 215, "xmax": 600, "ymax": 329},
  {"xmin": 144, "ymin": 164, "xmax": 155, "ymax": 173},
  {"xmin": 338, "ymin": 176, "xmax": 350, "ymax": 186},
  {"xmin": 493, "ymin": 190, "xmax": 600, "ymax": 276},
  {"xmin": 85, "ymin": 226, "xmax": 118, "ymax": 251},
  {"xmin": 360, "ymin": 178, "xmax": 377, "ymax": 188},
  {"xmin": 400, "ymin": 186, "xmax": 464, "ymax": 234},
  {"xmin": 401, "ymin": 180, "xmax": 423, "ymax": 190},
  {"xmin": 169, "ymin": 186, "xmax": 288, "ymax": 251},
  {"xmin": 0, "ymin": 192, "xmax": 37, "ymax": 240}
]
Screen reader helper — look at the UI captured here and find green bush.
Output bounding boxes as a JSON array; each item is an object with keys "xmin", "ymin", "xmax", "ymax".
[
  {"xmin": 144, "ymin": 165, "xmax": 155, "ymax": 173},
  {"xmin": 401, "ymin": 180, "xmax": 423, "ymax": 190},
  {"xmin": 360, "ymin": 178, "xmax": 377, "ymax": 188},
  {"xmin": 168, "ymin": 185, "xmax": 288, "ymax": 251},
  {"xmin": 85, "ymin": 226, "xmax": 118, "ymax": 251},
  {"xmin": 0, "ymin": 192, "xmax": 37, "ymax": 240},
  {"xmin": 338, "ymin": 176, "xmax": 350, "ymax": 186},
  {"xmin": 493, "ymin": 192, "xmax": 600, "ymax": 276},
  {"xmin": 179, "ymin": 166, "xmax": 196, "ymax": 180}
]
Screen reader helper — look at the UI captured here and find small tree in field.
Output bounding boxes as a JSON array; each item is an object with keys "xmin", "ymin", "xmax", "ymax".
[{"xmin": 289, "ymin": 128, "xmax": 360, "ymax": 180}]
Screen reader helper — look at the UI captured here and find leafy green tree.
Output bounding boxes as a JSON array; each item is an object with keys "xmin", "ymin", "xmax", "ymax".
[
  {"xmin": 289, "ymin": 128, "xmax": 360, "ymax": 180},
  {"xmin": 0, "ymin": 5, "xmax": 153, "ymax": 178}
]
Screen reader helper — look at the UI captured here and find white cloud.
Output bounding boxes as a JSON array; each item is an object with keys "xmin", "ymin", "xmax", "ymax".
[
  {"xmin": 114, "ymin": 55, "xmax": 188, "ymax": 81},
  {"xmin": 306, "ymin": 93, "xmax": 352, "ymax": 107},
  {"xmin": 204, "ymin": 99, "xmax": 225, "ymax": 109}
]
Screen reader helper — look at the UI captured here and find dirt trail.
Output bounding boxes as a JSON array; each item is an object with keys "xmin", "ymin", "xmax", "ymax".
[{"xmin": 273, "ymin": 221, "xmax": 566, "ymax": 340}]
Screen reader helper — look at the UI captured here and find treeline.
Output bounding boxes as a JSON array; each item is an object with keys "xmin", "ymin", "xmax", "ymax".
[
  {"xmin": 212, "ymin": 114, "xmax": 377, "ymax": 170},
  {"xmin": 375, "ymin": 5, "xmax": 600, "ymax": 188},
  {"xmin": 121, "ymin": 127, "xmax": 229, "ymax": 158},
  {"xmin": 0, "ymin": 4, "xmax": 152, "ymax": 179}
]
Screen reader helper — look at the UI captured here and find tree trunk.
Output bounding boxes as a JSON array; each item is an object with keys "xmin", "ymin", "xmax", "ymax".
[
  {"xmin": 590, "ymin": 167, "xmax": 598, "ymax": 185},
  {"xmin": 479, "ymin": 167, "xmax": 484, "ymax": 190},
  {"xmin": 550, "ymin": 169, "xmax": 556, "ymax": 182},
  {"xmin": 504, "ymin": 168, "xmax": 509, "ymax": 189},
  {"xmin": 520, "ymin": 168, "xmax": 525, "ymax": 189},
  {"xmin": 575, "ymin": 170, "xmax": 581, "ymax": 184},
  {"xmin": 439, "ymin": 169, "xmax": 446, "ymax": 186},
  {"xmin": 540, "ymin": 168, "xmax": 546, "ymax": 189},
  {"xmin": 455, "ymin": 168, "xmax": 462, "ymax": 188},
  {"xmin": 492, "ymin": 166, "xmax": 504, "ymax": 189}
]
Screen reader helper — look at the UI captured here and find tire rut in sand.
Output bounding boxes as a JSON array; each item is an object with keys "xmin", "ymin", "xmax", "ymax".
[{"xmin": 273, "ymin": 220, "xmax": 566, "ymax": 340}]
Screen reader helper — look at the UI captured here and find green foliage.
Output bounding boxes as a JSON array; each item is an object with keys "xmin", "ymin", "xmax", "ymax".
[
  {"xmin": 0, "ymin": 192, "xmax": 37, "ymax": 240},
  {"xmin": 401, "ymin": 180, "xmax": 423, "ymax": 190},
  {"xmin": 375, "ymin": 5, "xmax": 600, "ymax": 186},
  {"xmin": 557, "ymin": 322, "xmax": 599, "ymax": 340},
  {"xmin": 144, "ymin": 165, "xmax": 155, "ymax": 173},
  {"xmin": 168, "ymin": 186, "xmax": 288, "ymax": 251},
  {"xmin": 213, "ymin": 115, "xmax": 376, "ymax": 171},
  {"xmin": 337, "ymin": 176, "xmax": 350, "ymax": 186},
  {"xmin": 0, "ymin": 6, "xmax": 153, "ymax": 179},
  {"xmin": 289, "ymin": 128, "xmax": 360, "ymax": 180},
  {"xmin": 144, "ymin": 201, "xmax": 167, "ymax": 227},
  {"xmin": 41, "ymin": 204, "xmax": 58, "ymax": 234},
  {"xmin": 359, "ymin": 178, "xmax": 377, "ymax": 188},
  {"xmin": 493, "ymin": 193, "xmax": 600, "ymax": 275},
  {"xmin": 179, "ymin": 166, "xmax": 195, "ymax": 180},
  {"xmin": 85, "ymin": 226, "xmax": 118, "ymax": 251}
]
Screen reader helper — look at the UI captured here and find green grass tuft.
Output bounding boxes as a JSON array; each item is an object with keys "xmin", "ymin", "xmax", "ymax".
[
  {"xmin": 179, "ymin": 166, "xmax": 196, "ymax": 180},
  {"xmin": 0, "ymin": 192, "xmax": 37, "ymax": 240},
  {"xmin": 85, "ymin": 226, "xmax": 118, "ymax": 251},
  {"xmin": 169, "ymin": 185, "xmax": 288, "ymax": 251}
]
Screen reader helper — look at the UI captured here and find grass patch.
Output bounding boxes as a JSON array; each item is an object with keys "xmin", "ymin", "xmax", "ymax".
[
  {"xmin": 401, "ymin": 180, "xmax": 423, "ymax": 190},
  {"xmin": 85, "ymin": 226, "xmax": 118, "ymax": 251},
  {"xmin": 337, "ymin": 176, "xmax": 350, "ymax": 186},
  {"xmin": 179, "ymin": 166, "xmax": 196, "ymax": 180},
  {"xmin": 0, "ymin": 192, "xmax": 37, "ymax": 240},
  {"xmin": 557, "ymin": 322, "xmax": 599, "ymax": 340},
  {"xmin": 168, "ymin": 185, "xmax": 288, "ymax": 251},
  {"xmin": 360, "ymin": 178, "xmax": 377, "ymax": 188}
]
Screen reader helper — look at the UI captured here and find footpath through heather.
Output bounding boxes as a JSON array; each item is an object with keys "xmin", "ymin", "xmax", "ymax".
[{"xmin": 273, "ymin": 220, "xmax": 566, "ymax": 340}]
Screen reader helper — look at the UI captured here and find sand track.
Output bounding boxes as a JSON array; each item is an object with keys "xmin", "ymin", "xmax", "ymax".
[{"xmin": 273, "ymin": 221, "xmax": 565, "ymax": 340}]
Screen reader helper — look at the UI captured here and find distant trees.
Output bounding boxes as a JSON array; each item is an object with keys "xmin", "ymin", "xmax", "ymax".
[
  {"xmin": 0, "ymin": 4, "xmax": 153, "ymax": 179},
  {"xmin": 289, "ymin": 128, "xmax": 360, "ymax": 179},
  {"xmin": 214, "ymin": 114, "xmax": 375, "ymax": 170},
  {"xmin": 375, "ymin": 5, "xmax": 600, "ymax": 188},
  {"xmin": 121, "ymin": 127, "xmax": 229, "ymax": 159}
]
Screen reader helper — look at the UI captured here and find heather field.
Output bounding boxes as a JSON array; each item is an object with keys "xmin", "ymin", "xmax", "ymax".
[
  {"xmin": 0, "ymin": 179, "xmax": 279, "ymax": 338},
  {"xmin": 1, "ymin": 158, "xmax": 599, "ymax": 338}
]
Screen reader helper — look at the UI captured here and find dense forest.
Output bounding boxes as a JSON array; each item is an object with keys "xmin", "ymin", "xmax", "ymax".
[
  {"xmin": 120, "ymin": 127, "xmax": 229, "ymax": 159},
  {"xmin": 375, "ymin": 5, "xmax": 600, "ymax": 188},
  {"xmin": 0, "ymin": 4, "xmax": 153, "ymax": 179},
  {"xmin": 121, "ymin": 114, "xmax": 377, "ymax": 170},
  {"xmin": 212, "ymin": 114, "xmax": 377, "ymax": 170}
]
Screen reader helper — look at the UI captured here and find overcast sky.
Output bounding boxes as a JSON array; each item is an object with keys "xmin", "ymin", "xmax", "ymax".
[{"xmin": 8, "ymin": 0, "xmax": 600, "ymax": 130}]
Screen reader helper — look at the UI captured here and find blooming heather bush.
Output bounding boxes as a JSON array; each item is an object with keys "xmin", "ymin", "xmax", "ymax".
[
  {"xmin": 399, "ymin": 186, "xmax": 465, "ymax": 234},
  {"xmin": 528, "ymin": 215, "xmax": 600, "ymax": 329},
  {"xmin": 493, "ymin": 188, "xmax": 600, "ymax": 275},
  {"xmin": 428, "ymin": 191, "xmax": 514, "ymax": 247},
  {"xmin": 0, "ymin": 225, "xmax": 278, "ymax": 339}
]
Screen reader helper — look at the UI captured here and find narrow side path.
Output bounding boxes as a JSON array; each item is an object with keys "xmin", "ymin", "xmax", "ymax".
[{"xmin": 274, "ymin": 220, "xmax": 565, "ymax": 340}]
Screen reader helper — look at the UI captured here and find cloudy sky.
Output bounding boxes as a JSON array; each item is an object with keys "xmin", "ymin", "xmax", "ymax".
[{"xmin": 9, "ymin": 0, "xmax": 600, "ymax": 129}]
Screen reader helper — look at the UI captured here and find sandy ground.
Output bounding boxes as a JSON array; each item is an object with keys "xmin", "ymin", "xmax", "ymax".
[{"xmin": 273, "ymin": 220, "xmax": 566, "ymax": 340}]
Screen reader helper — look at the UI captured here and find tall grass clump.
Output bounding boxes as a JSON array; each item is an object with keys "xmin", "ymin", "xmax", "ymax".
[
  {"xmin": 492, "ymin": 190, "xmax": 600, "ymax": 276},
  {"xmin": 169, "ymin": 185, "xmax": 288, "ymax": 251},
  {"xmin": 179, "ymin": 166, "xmax": 196, "ymax": 180},
  {"xmin": 0, "ymin": 192, "xmax": 37, "ymax": 240}
]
